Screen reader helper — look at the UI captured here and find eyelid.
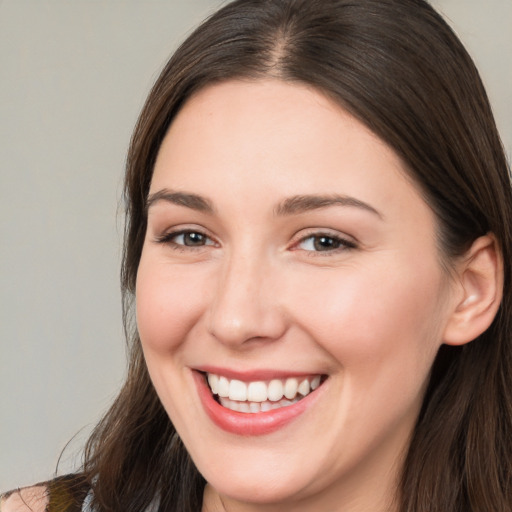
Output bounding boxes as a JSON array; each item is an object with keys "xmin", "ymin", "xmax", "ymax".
[
  {"xmin": 289, "ymin": 228, "xmax": 358, "ymax": 254},
  {"xmin": 152, "ymin": 224, "xmax": 357, "ymax": 255},
  {"xmin": 154, "ymin": 225, "xmax": 218, "ymax": 249}
]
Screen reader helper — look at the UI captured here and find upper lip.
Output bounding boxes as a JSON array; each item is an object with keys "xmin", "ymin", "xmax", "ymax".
[{"xmin": 194, "ymin": 365, "xmax": 324, "ymax": 382}]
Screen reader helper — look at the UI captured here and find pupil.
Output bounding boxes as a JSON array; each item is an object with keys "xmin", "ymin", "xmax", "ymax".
[
  {"xmin": 314, "ymin": 236, "xmax": 339, "ymax": 251},
  {"xmin": 185, "ymin": 232, "xmax": 204, "ymax": 246}
]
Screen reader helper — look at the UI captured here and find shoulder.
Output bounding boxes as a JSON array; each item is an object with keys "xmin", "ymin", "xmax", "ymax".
[
  {"xmin": 0, "ymin": 485, "xmax": 49, "ymax": 512},
  {"xmin": 1, "ymin": 474, "xmax": 90, "ymax": 512}
]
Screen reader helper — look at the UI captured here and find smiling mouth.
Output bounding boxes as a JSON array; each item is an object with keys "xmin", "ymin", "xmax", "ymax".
[{"xmin": 204, "ymin": 373, "xmax": 326, "ymax": 414}]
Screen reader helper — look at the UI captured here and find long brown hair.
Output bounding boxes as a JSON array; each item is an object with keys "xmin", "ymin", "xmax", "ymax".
[{"xmin": 82, "ymin": 1, "xmax": 512, "ymax": 510}]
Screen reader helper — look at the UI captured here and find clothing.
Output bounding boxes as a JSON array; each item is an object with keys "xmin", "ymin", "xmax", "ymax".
[
  {"xmin": 1, "ymin": 475, "xmax": 164, "ymax": 512},
  {"xmin": 47, "ymin": 474, "xmax": 92, "ymax": 512}
]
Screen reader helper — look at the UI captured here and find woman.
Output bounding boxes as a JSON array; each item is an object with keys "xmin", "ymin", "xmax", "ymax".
[{"xmin": 3, "ymin": 0, "xmax": 511, "ymax": 510}]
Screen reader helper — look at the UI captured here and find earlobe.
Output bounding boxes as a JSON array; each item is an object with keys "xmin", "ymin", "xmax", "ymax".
[{"xmin": 443, "ymin": 234, "xmax": 503, "ymax": 346}]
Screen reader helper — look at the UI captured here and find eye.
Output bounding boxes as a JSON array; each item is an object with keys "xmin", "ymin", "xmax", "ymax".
[
  {"xmin": 156, "ymin": 229, "xmax": 216, "ymax": 248},
  {"xmin": 296, "ymin": 233, "xmax": 356, "ymax": 253}
]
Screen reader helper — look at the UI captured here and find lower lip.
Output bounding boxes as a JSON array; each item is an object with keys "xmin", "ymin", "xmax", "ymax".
[{"xmin": 193, "ymin": 371, "xmax": 323, "ymax": 436}]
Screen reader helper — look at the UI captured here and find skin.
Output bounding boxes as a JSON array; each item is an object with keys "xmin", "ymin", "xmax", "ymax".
[
  {"xmin": 0, "ymin": 486, "xmax": 48, "ymax": 512},
  {"xmin": 136, "ymin": 79, "xmax": 462, "ymax": 512}
]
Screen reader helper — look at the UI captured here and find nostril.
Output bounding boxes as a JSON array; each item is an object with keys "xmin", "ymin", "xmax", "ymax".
[{"xmin": 206, "ymin": 303, "xmax": 288, "ymax": 348}]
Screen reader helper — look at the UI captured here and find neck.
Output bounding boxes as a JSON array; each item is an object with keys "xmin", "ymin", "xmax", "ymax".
[{"xmin": 201, "ymin": 471, "xmax": 400, "ymax": 512}]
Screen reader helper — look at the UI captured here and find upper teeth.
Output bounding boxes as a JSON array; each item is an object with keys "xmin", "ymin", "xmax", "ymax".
[{"xmin": 207, "ymin": 373, "xmax": 321, "ymax": 402}]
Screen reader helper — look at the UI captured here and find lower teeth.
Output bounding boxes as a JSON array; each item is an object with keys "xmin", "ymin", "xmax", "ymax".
[{"xmin": 219, "ymin": 396, "xmax": 301, "ymax": 413}]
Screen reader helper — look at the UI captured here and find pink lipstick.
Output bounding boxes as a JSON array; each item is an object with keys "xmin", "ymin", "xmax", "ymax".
[{"xmin": 193, "ymin": 370, "xmax": 325, "ymax": 436}]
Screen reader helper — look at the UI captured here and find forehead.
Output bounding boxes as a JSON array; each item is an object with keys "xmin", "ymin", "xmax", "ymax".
[{"xmin": 151, "ymin": 79, "xmax": 431, "ymax": 230}]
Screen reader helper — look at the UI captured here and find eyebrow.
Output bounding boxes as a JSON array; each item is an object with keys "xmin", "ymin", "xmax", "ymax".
[
  {"xmin": 274, "ymin": 194, "xmax": 382, "ymax": 218},
  {"xmin": 146, "ymin": 189, "xmax": 382, "ymax": 219},
  {"xmin": 146, "ymin": 189, "xmax": 215, "ymax": 214}
]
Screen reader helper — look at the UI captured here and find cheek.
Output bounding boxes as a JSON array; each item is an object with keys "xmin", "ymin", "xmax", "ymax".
[
  {"xmin": 135, "ymin": 257, "xmax": 207, "ymax": 354},
  {"xmin": 288, "ymin": 258, "xmax": 447, "ymax": 376},
  {"xmin": 285, "ymin": 261, "xmax": 448, "ymax": 453}
]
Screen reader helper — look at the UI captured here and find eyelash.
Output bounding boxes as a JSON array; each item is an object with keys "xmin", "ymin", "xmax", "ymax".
[
  {"xmin": 294, "ymin": 232, "xmax": 357, "ymax": 255},
  {"xmin": 155, "ymin": 229, "xmax": 357, "ymax": 255},
  {"xmin": 155, "ymin": 229, "xmax": 217, "ymax": 251}
]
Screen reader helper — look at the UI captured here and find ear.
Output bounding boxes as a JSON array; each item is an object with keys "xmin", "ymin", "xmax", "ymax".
[{"xmin": 443, "ymin": 234, "xmax": 503, "ymax": 346}]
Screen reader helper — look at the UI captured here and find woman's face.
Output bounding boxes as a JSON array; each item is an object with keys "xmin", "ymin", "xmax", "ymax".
[{"xmin": 136, "ymin": 80, "xmax": 457, "ymax": 510}]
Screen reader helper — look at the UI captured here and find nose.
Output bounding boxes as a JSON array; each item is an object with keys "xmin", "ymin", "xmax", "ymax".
[{"xmin": 206, "ymin": 250, "xmax": 287, "ymax": 348}]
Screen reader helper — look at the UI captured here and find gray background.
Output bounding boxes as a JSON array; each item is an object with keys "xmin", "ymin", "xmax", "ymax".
[{"xmin": 1, "ymin": 0, "xmax": 510, "ymax": 492}]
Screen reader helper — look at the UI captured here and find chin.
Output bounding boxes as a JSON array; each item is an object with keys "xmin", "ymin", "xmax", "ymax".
[{"xmin": 204, "ymin": 467, "xmax": 314, "ymax": 506}]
